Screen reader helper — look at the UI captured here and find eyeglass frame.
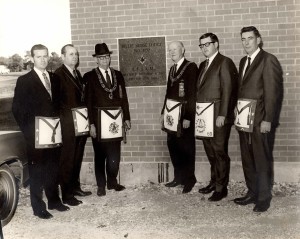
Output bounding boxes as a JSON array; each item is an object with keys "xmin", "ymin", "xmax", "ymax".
[
  {"xmin": 96, "ymin": 55, "xmax": 111, "ymax": 60},
  {"xmin": 198, "ymin": 42, "xmax": 215, "ymax": 49}
]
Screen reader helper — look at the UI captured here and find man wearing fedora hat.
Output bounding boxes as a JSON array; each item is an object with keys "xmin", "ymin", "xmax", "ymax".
[{"xmin": 84, "ymin": 43, "xmax": 131, "ymax": 197}]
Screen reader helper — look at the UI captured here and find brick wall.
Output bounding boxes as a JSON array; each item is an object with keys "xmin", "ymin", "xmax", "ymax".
[{"xmin": 69, "ymin": 0, "xmax": 300, "ymax": 170}]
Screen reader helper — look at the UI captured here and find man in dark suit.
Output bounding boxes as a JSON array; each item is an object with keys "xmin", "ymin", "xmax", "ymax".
[
  {"xmin": 161, "ymin": 41, "xmax": 198, "ymax": 194},
  {"xmin": 84, "ymin": 43, "xmax": 131, "ymax": 197},
  {"xmin": 233, "ymin": 26, "xmax": 283, "ymax": 212},
  {"xmin": 12, "ymin": 44, "xmax": 69, "ymax": 219},
  {"xmin": 54, "ymin": 44, "xmax": 92, "ymax": 206},
  {"xmin": 196, "ymin": 33, "xmax": 238, "ymax": 201}
]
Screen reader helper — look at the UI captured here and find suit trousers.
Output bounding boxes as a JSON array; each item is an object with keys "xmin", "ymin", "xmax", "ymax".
[
  {"xmin": 27, "ymin": 147, "xmax": 61, "ymax": 213},
  {"xmin": 167, "ymin": 128, "xmax": 196, "ymax": 185},
  {"xmin": 91, "ymin": 139, "xmax": 121, "ymax": 188},
  {"xmin": 59, "ymin": 133, "xmax": 87, "ymax": 200},
  {"xmin": 238, "ymin": 126, "xmax": 273, "ymax": 201},
  {"xmin": 202, "ymin": 123, "xmax": 231, "ymax": 192}
]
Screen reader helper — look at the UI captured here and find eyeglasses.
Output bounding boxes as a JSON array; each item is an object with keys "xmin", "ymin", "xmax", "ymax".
[
  {"xmin": 199, "ymin": 42, "xmax": 215, "ymax": 49},
  {"xmin": 97, "ymin": 55, "xmax": 110, "ymax": 60}
]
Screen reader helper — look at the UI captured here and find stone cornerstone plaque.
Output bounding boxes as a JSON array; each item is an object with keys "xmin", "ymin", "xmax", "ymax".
[{"xmin": 118, "ymin": 37, "xmax": 166, "ymax": 86}]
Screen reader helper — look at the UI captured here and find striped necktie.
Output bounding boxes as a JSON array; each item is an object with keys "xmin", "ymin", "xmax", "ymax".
[
  {"xmin": 198, "ymin": 59, "xmax": 209, "ymax": 85},
  {"xmin": 42, "ymin": 72, "xmax": 52, "ymax": 98}
]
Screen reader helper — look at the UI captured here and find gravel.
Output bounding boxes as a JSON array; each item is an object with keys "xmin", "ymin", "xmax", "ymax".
[{"xmin": 3, "ymin": 181, "xmax": 300, "ymax": 239}]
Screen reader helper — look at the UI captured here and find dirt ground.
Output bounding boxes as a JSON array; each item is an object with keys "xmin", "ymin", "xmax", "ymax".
[{"xmin": 3, "ymin": 181, "xmax": 300, "ymax": 239}]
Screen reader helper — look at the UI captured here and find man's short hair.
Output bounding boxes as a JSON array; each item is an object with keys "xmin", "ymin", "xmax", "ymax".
[
  {"xmin": 240, "ymin": 26, "xmax": 263, "ymax": 47},
  {"xmin": 31, "ymin": 44, "xmax": 48, "ymax": 57},
  {"xmin": 61, "ymin": 44, "xmax": 75, "ymax": 55},
  {"xmin": 199, "ymin": 33, "xmax": 219, "ymax": 49},
  {"xmin": 240, "ymin": 26, "xmax": 261, "ymax": 38}
]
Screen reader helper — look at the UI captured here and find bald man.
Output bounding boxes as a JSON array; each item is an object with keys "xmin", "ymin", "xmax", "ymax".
[{"xmin": 161, "ymin": 41, "xmax": 198, "ymax": 193}]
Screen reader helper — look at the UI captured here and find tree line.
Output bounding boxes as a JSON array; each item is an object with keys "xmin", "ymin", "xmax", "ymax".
[{"xmin": 0, "ymin": 51, "xmax": 63, "ymax": 73}]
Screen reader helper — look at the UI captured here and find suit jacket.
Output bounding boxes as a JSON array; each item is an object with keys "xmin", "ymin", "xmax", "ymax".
[
  {"xmin": 54, "ymin": 65, "xmax": 86, "ymax": 136},
  {"xmin": 197, "ymin": 53, "xmax": 238, "ymax": 123},
  {"xmin": 84, "ymin": 67, "xmax": 130, "ymax": 129},
  {"xmin": 12, "ymin": 69, "xmax": 59, "ymax": 162},
  {"xmin": 238, "ymin": 49, "xmax": 283, "ymax": 127},
  {"xmin": 161, "ymin": 59, "xmax": 198, "ymax": 127}
]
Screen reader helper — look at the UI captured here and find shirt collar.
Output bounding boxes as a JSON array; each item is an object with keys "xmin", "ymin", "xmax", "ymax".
[
  {"xmin": 207, "ymin": 51, "xmax": 218, "ymax": 67},
  {"xmin": 247, "ymin": 48, "xmax": 261, "ymax": 63},
  {"xmin": 34, "ymin": 67, "xmax": 49, "ymax": 79},
  {"xmin": 64, "ymin": 64, "xmax": 75, "ymax": 75},
  {"xmin": 98, "ymin": 66, "xmax": 110, "ymax": 75},
  {"xmin": 174, "ymin": 57, "xmax": 185, "ymax": 70}
]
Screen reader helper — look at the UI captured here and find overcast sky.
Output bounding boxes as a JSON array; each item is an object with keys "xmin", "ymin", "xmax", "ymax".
[{"xmin": 0, "ymin": 0, "xmax": 71, "ymax": 57}]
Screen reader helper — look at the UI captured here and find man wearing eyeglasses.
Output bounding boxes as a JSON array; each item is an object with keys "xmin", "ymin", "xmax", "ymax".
[
  {"xmin": 196, "ymin": 33, "xmax": 238, "ymax": 201},
  {"xmin": 233, "ymin": 26, "xmax": 283, "ymax": 212},
  {"xmin": 84, "ymin": 43, "xmax": 131, "ymax": 197}
]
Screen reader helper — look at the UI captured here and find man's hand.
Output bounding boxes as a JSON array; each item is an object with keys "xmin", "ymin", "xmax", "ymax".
[
  {"xmin": 260, "ymin": 121, "xmax": 271, "ymax": 133},
  {"xmin": 89, "ymin": 124, "xmax": 97, "ymax": 138},
  {"xmin": 124, "ymin": 120, "xmax": 131, "ymax": 130},
  {"xmin": 183, "ymin": 119, "xmax": 190, "ymax": 129},
  {"xmin": 216, "ymin": 116, "xmax": 225, "ymax": 127}
]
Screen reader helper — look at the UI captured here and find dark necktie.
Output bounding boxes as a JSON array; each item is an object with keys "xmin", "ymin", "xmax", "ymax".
[
  {"xmin": 198, "ymin": 59, "xmax": 209, "ymax": 86},
  {"xmin": 105, "ymin": 70, "xmax": 112, "ymax": 88},
  {"xmin": 73, "ymin": 69, "xmax": 78, "ymax": 80},
  {"xmin": 172, "ymin": 64, "xmax": 177, "ymax": 77},
  {"xmin": 42, "ymin": 72, "xmax": 52, "ymax": 98},
  {"xmin": 73, "ymin": 69, "xmax": 82, "ymax": 87},
  {"xmin": 244, "ymin": 57, "xmax": 251, "ymax": 77}
]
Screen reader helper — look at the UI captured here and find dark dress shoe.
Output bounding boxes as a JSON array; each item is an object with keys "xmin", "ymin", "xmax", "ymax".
[
  {"xmin": 97, "ymin": 187, "xmax": 106, "ymax": 196},
  {"xmin": 107, "ymin": 184, "xmax": 126, "ymax": 191},
  {"xmin": 34, "ymin": 210, "xmax": 53, "ymax": 219},
  {"xmin": 74, "ymin": 188, "xmax": 92, "ymax": 196},
  {"xmin": 234, "ymin": 195, "xmax": 256, "ymax": 206},
  {"xmin": 48, "ymin": 203, "xmax": 70, "ymax": 212},
  {"xmin": 63, "ymin": 197, "xmax": 83, "ymax": 206},
  {"xmin": 182, "ymin": 179, "xmax": 196, "ymax": 194},
  {"xmin": 182, "ymin": 184, "xmax": 194, "ymax": 194},
  {"xmin": 208, "ymin": 189, "xmax": 228, "ymax": 201},
  {"xmin": 198, "ymin": 184, "xmax": 216, "ymax": 194},
  {"xmin": 253, "ymin": 199, "xmax": 271, "ymax": 212},
  {"xmin": 165, "ymin": 180, "xmax": 181, "ymax": 187}
]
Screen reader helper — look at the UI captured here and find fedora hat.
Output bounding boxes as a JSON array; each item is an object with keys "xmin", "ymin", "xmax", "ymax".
[{"xmin": 92, "ymin": 43, "xmax": 113, "ymax": 57}]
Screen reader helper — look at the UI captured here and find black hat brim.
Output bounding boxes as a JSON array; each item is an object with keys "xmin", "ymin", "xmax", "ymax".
[{"xmin": 92, "ymin": 51, "xmax": 113, "ymax": 57}]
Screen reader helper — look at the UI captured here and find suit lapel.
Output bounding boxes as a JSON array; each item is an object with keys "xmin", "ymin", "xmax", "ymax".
[
  {"xmin": 31, "ymin": 70, "xmax": 51, "ymax": 97},
  {"xmin": 241, "ymin": 50, "xmax": 264, "ymax": 83},
  {"xmin": 199, "ymin": 53, "xmax": 221, "ymax": 88},
  {"xmin": 62, "ymin": 65, "xmax": 82, "ymax": 91},
  {"xmin": 175, "ymin": 59, "xmax": 187, "ymax": 77},
  {"xmin": 239, "ymin": 57, "xmax": 246, "ymax": 81},
  {"xmin": 95, "ymin": 67, "xmax": 114, "ymax": 88}
]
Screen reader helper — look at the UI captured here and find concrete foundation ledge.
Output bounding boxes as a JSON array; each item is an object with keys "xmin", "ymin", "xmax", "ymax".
[{"xmin": 79, "ymin": 162, "xmax": 300, "ymax": 186}]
